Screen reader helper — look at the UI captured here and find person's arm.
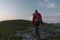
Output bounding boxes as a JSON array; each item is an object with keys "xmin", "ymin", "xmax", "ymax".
[
  {"xmin": 39, "ymin": 13, "xmax": 43, "ymax": 24},
  {"xmin": 32, "ymin": 13, "xmax": 36, "ymax": 27},
  {"xmin": 32, "ymin": 13, "xmax": 35, "ymax": 27}
]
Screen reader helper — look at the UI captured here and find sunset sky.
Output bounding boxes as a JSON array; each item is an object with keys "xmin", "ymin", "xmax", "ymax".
[{"xmin": 0, "ymin": 0, "xmax": 60, "ymax": 23}]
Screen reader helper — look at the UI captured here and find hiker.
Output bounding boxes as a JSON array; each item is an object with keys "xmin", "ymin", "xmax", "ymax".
[
  {"xmin": 32, "ymin": 10, "xmax": 43, "ymax": 27},
  {"xmin": 32, "ymin": 10, "xmax": 43, "ymax": 40}
]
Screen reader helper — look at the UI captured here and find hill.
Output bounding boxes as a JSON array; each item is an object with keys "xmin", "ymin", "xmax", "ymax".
[
  {"xmin": 0, "ymin": 20, "xmax": 32, "ymax": 40},
  {"xmin": 53, "ymin": 23, "xmax": 60, "ymax": 26},
  {"xmin": 0, "ymin": 20, "xmax": 60, "ymax": 40},
  {"xmin": 0, "ymin": 20, "xmax": 32, "ymax": 30}
]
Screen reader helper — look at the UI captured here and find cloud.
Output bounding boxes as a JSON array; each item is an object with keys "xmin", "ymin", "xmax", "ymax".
[
  {"xmin": 39, "ymin": 0, "xmax": 57, "ymax": 8},
  {"xmin": 45, "ymin": 13, "xmax": 60, "ymax": 16},
  {"xmin": 42, "ymin": 13, "xmax": 60, "ymax": 23},
  {"xmin": 46, "ymin": 3, "xmax": 56, "ymax": 8},
  {"xmin": 43, "ymin": 0, "xmax": 50, "ymax": 3},
  {"xmin": 43, "ymin": 15, "xmax": 60, "ymax": 23}
]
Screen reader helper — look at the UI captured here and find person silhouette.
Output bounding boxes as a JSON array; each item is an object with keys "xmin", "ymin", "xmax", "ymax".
[{"xmin": 32, "ymin": 10, "xmax": 43, "ymax": 40}]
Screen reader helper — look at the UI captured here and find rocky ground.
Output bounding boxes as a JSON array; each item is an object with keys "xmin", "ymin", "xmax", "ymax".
[{"xmin": 10, "ymin": 27, "xmax": 60, "ymax": 40}]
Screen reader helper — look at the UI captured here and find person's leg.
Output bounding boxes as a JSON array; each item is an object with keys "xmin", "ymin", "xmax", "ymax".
[{"xmin": 35, "ymin": 21, "xmax": 41, "ymax": 40}]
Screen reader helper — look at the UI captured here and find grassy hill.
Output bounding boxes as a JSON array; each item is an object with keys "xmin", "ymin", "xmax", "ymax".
[
  {"xmin": 0, "ymin": 20, "xmax": 32, "ymax": 40},
  {"xmin": 0, "ymin": 20, "xmax": 60, "ymax": 40},
  {"xmin": 0, "ymin": 20, "xmax": 32, "ymax": 30}
]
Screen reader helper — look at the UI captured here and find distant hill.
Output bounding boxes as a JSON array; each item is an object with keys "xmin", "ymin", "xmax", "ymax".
[
  {"xmin": 0, "ymin": 19, "xmax": 32, "ymax": 26},
  {"xmin": 52, "ymin": 23, "xmax": 60, "ymax": 26},
  {"xmin": 56, "ymin": 23, "xmax": 60, "ymax": 26},
  {"xmin": 0, "ymin": 19, "xmax": 32, "ymax": 30}
]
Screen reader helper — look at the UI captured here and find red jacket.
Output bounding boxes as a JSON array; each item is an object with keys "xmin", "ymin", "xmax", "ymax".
[{"xmin": 32, "ymin": 12, "xmax": 42, "ymax": 26}]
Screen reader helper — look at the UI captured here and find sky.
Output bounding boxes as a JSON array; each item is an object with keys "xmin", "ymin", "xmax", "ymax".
[{"xmin": 0, "ymin": 0, "xmax": 60, "ymax": 23}]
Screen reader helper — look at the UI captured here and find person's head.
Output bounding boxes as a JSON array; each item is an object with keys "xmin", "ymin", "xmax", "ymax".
[{"xmin": 35, "ymin": 10, "xmax": 38, "ymax": 13}]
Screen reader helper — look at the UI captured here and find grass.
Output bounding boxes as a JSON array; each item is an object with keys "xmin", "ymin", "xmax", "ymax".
[
  {"xmin": 0, "ymin": 20, "xmax": 60, "ymax": 40},
  {"xmin": 0, "ymin": 20, "xmax": 32, "ymax": 40}
]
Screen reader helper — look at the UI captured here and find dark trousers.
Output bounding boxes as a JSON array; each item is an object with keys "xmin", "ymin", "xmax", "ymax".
[{"xmin": 35, "ymin": 21, "xmax": 41, "ymax": 40}]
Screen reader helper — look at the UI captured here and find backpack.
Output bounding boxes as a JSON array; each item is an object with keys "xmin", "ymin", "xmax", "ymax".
[{"xmin": 34, "ymin": 13, "xmax": 42, "ymax": 21}]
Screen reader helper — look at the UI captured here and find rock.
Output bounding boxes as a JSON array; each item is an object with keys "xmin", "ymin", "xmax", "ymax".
[{"xmin": 12, "ymin": 27, "xmax": 59, "ymax": 40}]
